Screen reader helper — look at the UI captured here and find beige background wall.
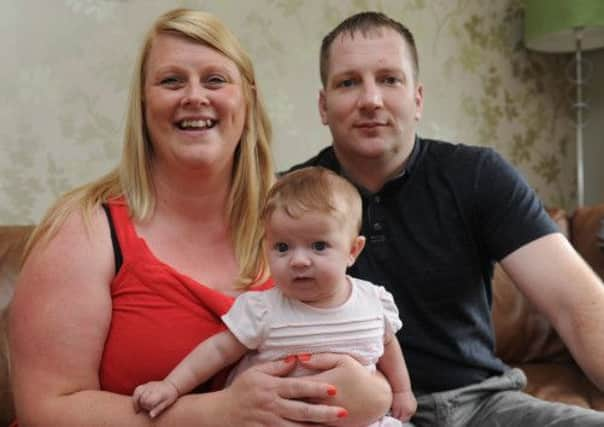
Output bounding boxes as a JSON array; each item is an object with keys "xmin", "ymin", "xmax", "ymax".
[
  {"xmin": 2, "ymin": 0, "xmax": 599, "ymax": 224},
  {"xmin": 583, "ymin": 50, "xmax": 604, "ymax": 207}
]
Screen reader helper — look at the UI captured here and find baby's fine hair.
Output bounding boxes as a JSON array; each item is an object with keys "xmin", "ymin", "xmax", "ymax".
[{"xmin": 262, "ymin": 167, "xmax": 363, "ymax": 234}]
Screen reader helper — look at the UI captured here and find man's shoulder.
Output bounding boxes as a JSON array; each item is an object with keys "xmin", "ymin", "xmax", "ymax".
[
  {"xmin": 286, "ymin": 146, "xmax": 337, "ymax": 173},
  {"xmin": 421, "ymin": 137, "xmax": 493, "ymax": 161},
  {"xmin": 419, "ymin": 137, "xmax": 499, "ymax": 175}
]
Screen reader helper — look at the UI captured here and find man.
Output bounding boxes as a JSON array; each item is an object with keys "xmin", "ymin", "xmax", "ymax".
[{"xmin": 291, "ymin": 11, "xmax": 604, "ymax": 426}]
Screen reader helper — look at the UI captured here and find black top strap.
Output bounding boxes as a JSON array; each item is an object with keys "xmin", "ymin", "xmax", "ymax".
[{"xmin": 102, "ymin": 203, "xmax": 123, "ymax": 274}]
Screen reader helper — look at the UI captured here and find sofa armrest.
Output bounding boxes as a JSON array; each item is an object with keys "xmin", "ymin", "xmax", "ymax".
[
  {"xmin": 492, "ymin": 207, "xmax": 571, "ymax": 364},
  {"xmin": 0, "ymin": 225, "xmax": 34, "ymax": 426},
  {"xmin": 492, "ymin": 206, "xmax": 604, "ymax": 411},
  {"xmin": 0, "ymin": 307, "xmax": 14, "ymax": 425},
  {"xmin": 492, "ymin": 264, "xmax": 571, "ymax": 364},
  {"xmin": 0, "ymin": 226, "xmax": 33, "ymax": 311},
  {"xmin": 571, "ymin": 204, "xmax": 604, "ymax": 279}
]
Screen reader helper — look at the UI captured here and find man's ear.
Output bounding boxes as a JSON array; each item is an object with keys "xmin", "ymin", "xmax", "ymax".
[
  {"xmin": 347, "ymin": 236, "xmax": 366, "ymax": 267},
  {"xmin": 414, "ymin": 83, "xmax": 424, "ymax": 121},
  {"xmin": 318, "ymin": 89, "xmax": 328, "ymax": 125}
]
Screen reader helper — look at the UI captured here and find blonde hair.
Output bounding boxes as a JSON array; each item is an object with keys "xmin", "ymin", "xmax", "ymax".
[
  {"xmin": 24, "ymin": 9, "xmax": 274, "ymax": 288},
  {"xmin": 262, "ymin": 167, "xmax": 362, "ymax": 237}
]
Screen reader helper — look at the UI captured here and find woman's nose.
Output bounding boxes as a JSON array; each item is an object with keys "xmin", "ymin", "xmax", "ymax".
[{"xmin": 181, "ymin": 83, "xmax": 209, "ymax": 108}]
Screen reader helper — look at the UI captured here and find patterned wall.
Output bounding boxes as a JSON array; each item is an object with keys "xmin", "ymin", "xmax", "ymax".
[{"xmin": 0, "ymin": 0, "xmax": 579, "ymax": 223}]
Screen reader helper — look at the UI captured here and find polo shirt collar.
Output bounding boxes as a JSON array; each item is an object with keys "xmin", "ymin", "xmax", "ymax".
[{"xmin": 333, "ymin": 135, "xmax": 421, "ymax": 196}]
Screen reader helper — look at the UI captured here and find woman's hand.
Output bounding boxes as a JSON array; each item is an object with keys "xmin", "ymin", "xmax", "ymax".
[
  {"xmin": 219, "ymin": 358, "xmax": 348, "ymax": 426},
  {"xmin": 299, "ymin": 353, "xmax": 393, "ymax": 427}
]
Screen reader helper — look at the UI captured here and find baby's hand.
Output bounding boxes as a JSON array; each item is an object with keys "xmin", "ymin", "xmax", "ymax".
[
  {"xmin": 132, "ymin": 380, "xmax": 179, "ymax": 418},
  {"xmin": 390, "ymin": 389, "xmax": 417, "ymax": 422}
]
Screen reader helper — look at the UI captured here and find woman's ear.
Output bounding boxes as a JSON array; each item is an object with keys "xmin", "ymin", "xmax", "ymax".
[{"xmin": 347, "ymin": 235, "xmax": 366, "ymax": 267}]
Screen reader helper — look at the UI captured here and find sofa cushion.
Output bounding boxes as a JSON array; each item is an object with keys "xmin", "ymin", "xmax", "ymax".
[{"xmin": 520, "ymin": 362, "xmax": 604, "ymax": 410}]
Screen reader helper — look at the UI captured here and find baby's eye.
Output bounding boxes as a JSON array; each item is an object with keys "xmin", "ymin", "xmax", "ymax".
[
  {"xmin": 312, "ymin": 241, "xmax": 327, "ymax": 251},
  {"xmin": 274, "ymin": 242, "xmax": 289, "ymax": 253}
]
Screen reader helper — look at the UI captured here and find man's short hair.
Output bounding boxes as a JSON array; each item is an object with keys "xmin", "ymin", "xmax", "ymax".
[{"xmin": 319, "ymin": 11, "xmax": 419, "ymax": 86}]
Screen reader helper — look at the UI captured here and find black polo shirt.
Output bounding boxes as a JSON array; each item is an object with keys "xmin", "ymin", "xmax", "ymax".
[{"xmin": 289, "ymin": 137, "xmax": 558, "ymax": 393}]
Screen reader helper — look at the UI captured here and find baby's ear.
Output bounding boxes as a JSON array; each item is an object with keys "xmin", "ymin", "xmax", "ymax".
[{"xmin": 347, "ymin": 236, "xmax": 366, "ymax": 267}]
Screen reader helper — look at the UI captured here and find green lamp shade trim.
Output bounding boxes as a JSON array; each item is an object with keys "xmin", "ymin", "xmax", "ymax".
[{"xmin": 525, "ymin": 0, "xmax": 604, "ymax": 52}]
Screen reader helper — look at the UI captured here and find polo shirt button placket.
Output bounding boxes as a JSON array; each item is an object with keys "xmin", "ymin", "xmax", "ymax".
[{"xmin": 373, "ymin": 194, "xmax": 384, "ymax": 232}]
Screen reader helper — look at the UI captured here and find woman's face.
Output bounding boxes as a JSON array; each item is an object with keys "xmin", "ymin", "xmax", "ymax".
[{"xmin": 143, "ymin": 33, "xmax": 246, "ymax": 175}]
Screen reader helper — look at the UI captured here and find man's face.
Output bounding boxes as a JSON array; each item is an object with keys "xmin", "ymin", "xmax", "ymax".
[{"xmin": 319, "ymin": 28, "xmax": 423, "ymax": 172}]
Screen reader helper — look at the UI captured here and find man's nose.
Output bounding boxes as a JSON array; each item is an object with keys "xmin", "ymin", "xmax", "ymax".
[{"xmin": 357, "ymin": 81, "xmax": 383, "ymax": 111}]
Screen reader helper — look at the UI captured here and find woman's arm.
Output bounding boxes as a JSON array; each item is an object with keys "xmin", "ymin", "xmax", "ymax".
[
  {"xmin": 9, "ymin": 207, "xmax": 346, "ymax": 426},
  {"xmin": 10, "ymin": 207, "xmax": 154, "ymax": 425}
]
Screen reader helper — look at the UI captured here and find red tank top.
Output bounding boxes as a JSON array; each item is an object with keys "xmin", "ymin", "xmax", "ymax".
[{"xmin": 99, "ymin": 199, "xmax": 272, "ymax": 394}]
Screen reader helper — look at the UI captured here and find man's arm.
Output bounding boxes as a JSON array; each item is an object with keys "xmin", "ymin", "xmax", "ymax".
[{"xmin": 500, "ymin": 232, "xmax": 604, "ymax": 390}]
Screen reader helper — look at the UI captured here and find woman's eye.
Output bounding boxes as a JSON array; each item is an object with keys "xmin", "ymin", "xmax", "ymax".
[
  {"xmin": 275, "ymin": 242, "xmax": 289, "ymax": 253},
  {"xmin": 312, "ymin": 241, "xmax": 327, "ymax": 251},
  {"xmin": 206, "ymin": 75, "xmax": 227, "ymax": 86},
  {"xmin": 160, "ymin": 76, "xmax": 182, "ymax": 87}
]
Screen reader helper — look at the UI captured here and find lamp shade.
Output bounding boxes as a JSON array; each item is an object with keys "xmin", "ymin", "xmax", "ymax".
[{"xmin": 525, "ymin": 0, "xmax": 604, "ymax": 52}]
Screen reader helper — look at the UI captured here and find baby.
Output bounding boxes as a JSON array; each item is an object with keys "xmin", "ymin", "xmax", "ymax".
[{"xmin": 133, "ymin": 166, "xmax": 417, "ymax": 424}]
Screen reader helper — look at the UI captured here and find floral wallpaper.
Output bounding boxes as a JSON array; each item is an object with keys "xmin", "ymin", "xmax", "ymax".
[{"xmin": 0, "ymin": 0, "xmax": 587, "ymax": 224}]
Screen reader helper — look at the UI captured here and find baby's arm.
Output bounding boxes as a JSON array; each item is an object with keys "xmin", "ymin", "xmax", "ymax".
[
  {"xmin": 377, "ymin": 332, "xmax": 417, "ymax": 422},
  {"xmin": 132, "ymin": 330, "xmax": 247, "ymax": 418}
]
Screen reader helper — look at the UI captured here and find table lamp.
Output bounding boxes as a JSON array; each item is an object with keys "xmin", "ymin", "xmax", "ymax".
[{"xmin": 525, "ymin": 0, "xmax": 604, "ymax": 207}]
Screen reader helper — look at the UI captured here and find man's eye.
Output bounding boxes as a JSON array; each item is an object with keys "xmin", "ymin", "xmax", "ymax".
[
  {"xmin": 274, "ymin": 242, "xmax": 289, "ymax": 253},
  {"xmin": 382, "ymin": 76, "xmax": 400, "ymax": 85},
  {"xmin": 336, "ymin": 79, "xmax": 356, "ymax": 88},
  {"xmin": 312, "ymin": 241, "xmax": 327, "ymax": 251}
]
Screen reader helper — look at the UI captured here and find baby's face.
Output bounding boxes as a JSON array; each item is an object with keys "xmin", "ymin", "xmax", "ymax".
[{"xmin": 264, "ymin": 208, "xmax": 361, "ymax": 308}]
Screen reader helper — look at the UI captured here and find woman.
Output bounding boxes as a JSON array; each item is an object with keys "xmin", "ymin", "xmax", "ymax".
[{"xmin": 9, "ymin": 9, "xmax": 391, "ymax": 426}]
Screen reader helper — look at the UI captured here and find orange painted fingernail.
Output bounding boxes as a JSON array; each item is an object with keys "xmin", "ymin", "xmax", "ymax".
[
  {"xmin": 284, "ymin": 355, "xmax": 296, "ymax": 363},
  {"xmin": 337, "ymin": 409, "xmax": 349, "ymax": 418},
  {"xmin": 327, "ymin": 385, "xmax": 337, "ymax": 396},
  {"xmin": 297, "ymin": 353, "xmax": 311, "ymax": 361}
]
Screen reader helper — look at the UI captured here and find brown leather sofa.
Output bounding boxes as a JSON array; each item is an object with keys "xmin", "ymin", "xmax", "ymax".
[
  {"xmin": 0, "ymin": 205, "xmax": 603, "ymax": 424},
  {"xmin": 492, "ymin": 204, "xmax": 604, "ymax": 411}
]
